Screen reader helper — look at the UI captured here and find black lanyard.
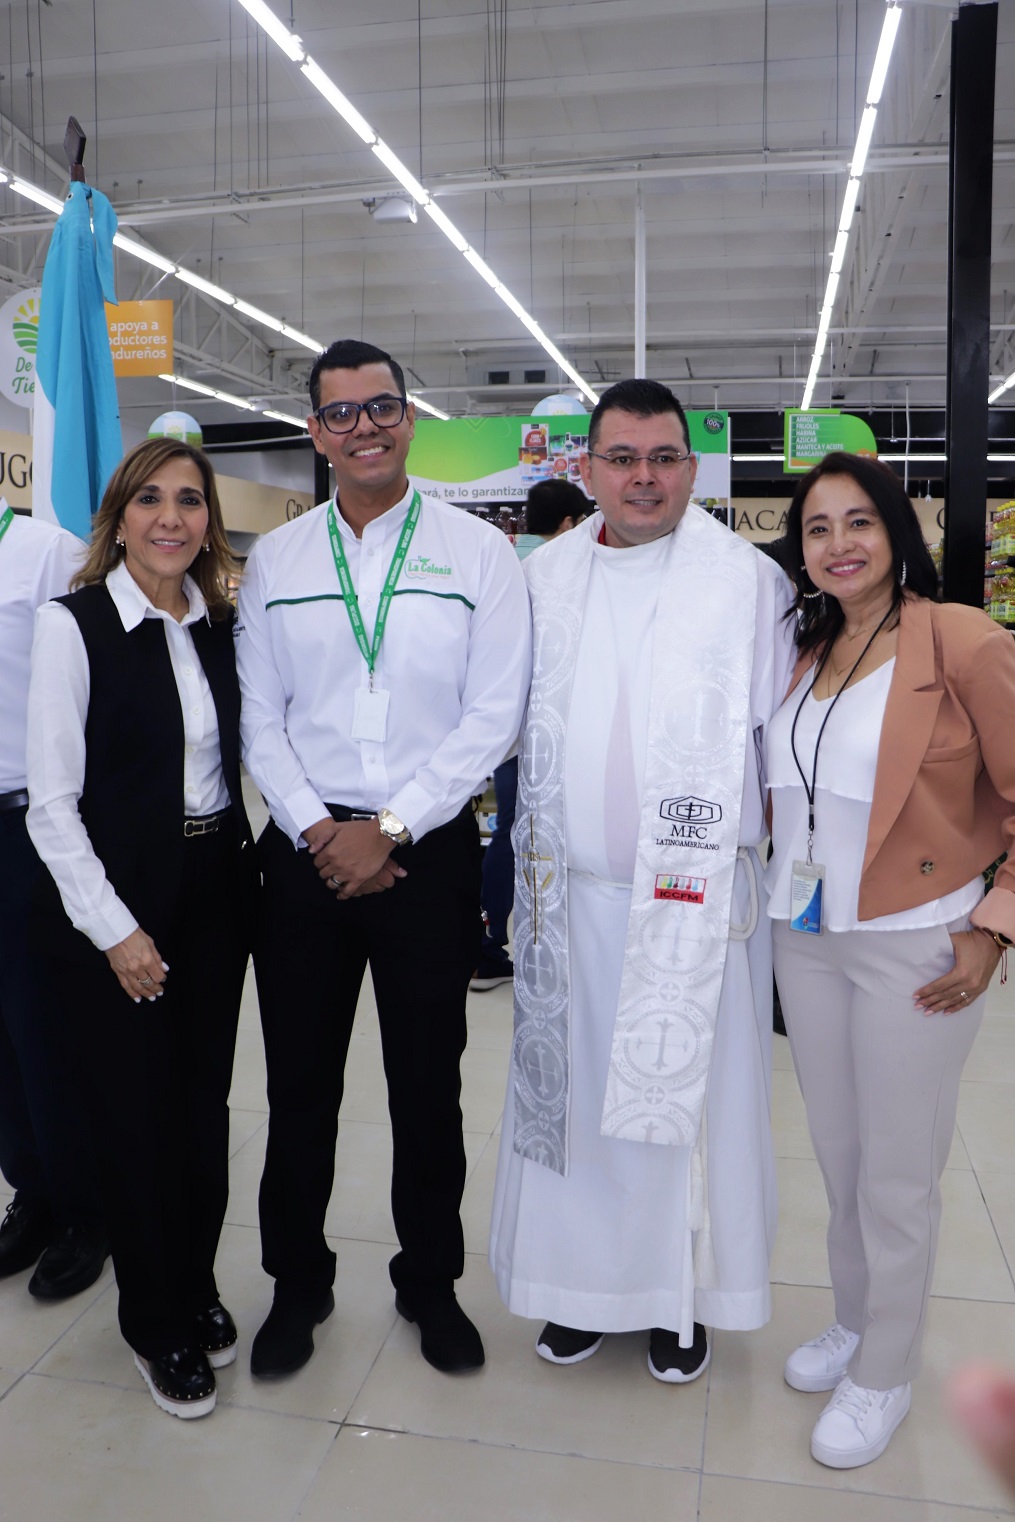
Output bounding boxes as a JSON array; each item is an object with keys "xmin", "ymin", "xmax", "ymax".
[{"xmin": 789, "ymin": 608, "xmax": 895, "ymax": 863}]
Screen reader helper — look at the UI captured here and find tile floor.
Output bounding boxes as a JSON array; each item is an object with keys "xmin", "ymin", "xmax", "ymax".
[{"xmin": 3, "ymin": 803, "xmax": 1015, "ymax": 1518}]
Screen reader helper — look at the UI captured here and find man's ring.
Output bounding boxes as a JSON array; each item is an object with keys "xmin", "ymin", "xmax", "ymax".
[
  {"xmin": 139, "ymin": 975, "xmax": 153, "ymax": 987},
  {"xmin": 330, "ymin": 876, "xmax": 344, "ymax": 889}
]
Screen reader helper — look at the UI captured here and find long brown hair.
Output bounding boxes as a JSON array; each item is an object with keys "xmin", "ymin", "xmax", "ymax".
[{"xmin": 72, "ymin": 437, "xmax": 238, "ymax": 620}]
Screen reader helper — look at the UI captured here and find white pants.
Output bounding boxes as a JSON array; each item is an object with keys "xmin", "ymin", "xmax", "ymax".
[{"xmin": 773, "ymin": 916, "xmax": 984, "ymax": 1389}]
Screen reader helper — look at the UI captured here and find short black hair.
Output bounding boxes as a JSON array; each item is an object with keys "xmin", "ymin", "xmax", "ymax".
[
  {"xmin": 785, "ymin": 451, "xmax": 939, "ymax": 655},
  {"xmin": 310, "ymin": 339, "xmax": 406, "ymax": 413},
  {"xmin": 525, "ymin": 478, "xmax": 591, "ymax": 536},
  {"xmin": 587, "ymin": 378, "xmax": 690, "ymax": 454}
]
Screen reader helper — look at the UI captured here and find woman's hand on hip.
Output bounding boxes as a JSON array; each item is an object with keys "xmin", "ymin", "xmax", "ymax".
[
  {"xmin": 104, "ymin": 928, "xmax": 168, "ymax": 1003},
  {"xmin": 914, "ymin": 930, "xmax": 1000, "ymax": 1015}
]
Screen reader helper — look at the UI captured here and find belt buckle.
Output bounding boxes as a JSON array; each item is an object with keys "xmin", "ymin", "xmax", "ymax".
[
  {"xmin": 350, "ymin": 810, "xmax": 375, "ymax": 821},
  {"xmin": 184, "ymin": 816, "xmax": 220, "ymax": 837}
]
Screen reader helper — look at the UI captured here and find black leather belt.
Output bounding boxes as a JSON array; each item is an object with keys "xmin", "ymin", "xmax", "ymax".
[
  {"xmin": 0, "ymin": 789, "xmax": 29, "ymax": 812},
  {"xmin": 183, "ymin": 807, "xmax": 232, "ymax": 837},
  {"xmin": 326, "ymin": 804, "xmax": 376, "ymax": 823}
]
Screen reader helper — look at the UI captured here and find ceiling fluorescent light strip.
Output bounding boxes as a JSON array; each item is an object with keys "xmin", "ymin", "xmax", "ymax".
[
  {"xmin": 11, "ymin": 178, "xmax": 65, "ymax": 214},
  {"xmin": 801, "ymin": 0, "xmax": 901, "ymax": 411},
  {"xmin": 263, "ymin": 409, "xmax": 310, "ymax": 429},
  {"xmin": 160, "ymin": 372, "xmax": 257, "ymax": 411},
  {"xmin": 234, "ymin": 0, "xmax": 599, "ymax": 405}
]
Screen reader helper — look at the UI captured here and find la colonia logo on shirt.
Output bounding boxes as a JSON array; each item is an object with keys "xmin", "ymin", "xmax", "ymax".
[
  {"xmin": 656, "ymin": 796, "xmax": 722, "ymax": 851},
  {"xmin": 404, "ymin": 554, "xmax": 453, "ymax": 579}
]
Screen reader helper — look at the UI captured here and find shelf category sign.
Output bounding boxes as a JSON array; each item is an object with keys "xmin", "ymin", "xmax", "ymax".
[
  {"xmin": 408, "ymin": 410, "xmax": 731, "ymax": 508},
  {"xmin": 784, "ymin": 409, "xmax": 879, "ymax": 473}
]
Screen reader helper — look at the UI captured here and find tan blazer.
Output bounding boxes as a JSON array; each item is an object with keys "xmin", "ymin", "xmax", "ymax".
[{"xmin": 787, "ymin": 596, "xmax": 1015, "ymax": 932}]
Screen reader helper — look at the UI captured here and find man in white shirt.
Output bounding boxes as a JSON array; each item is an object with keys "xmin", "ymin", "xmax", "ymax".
[
  {"xmin": 490, "ymin": 379, "xmax": 795, "ymax": 1382},
  {"xmin": 0, "ymin": 505, "xmax": 108, "ymax": 1299},
  {"xmin": 237, "ymin": 339, "xmax": 531, "ymax": 1377}
]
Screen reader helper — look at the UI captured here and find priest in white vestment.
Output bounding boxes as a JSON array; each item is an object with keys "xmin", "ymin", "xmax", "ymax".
[{"xmin": 489, "ymin": 379, "xmax": 796, "ymax": 1382}]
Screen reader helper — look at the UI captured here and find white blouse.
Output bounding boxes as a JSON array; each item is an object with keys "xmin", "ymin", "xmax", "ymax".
[
  {"xmin": 765, "ymin": 657, "xmax": 982, "ymax": 931},
  {"xmin": 26, "ymin": 562, "xmax": 229, "ymax": 952}
]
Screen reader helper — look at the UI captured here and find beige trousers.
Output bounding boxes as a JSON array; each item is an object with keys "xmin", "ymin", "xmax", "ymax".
[{"xmin": 773, "ymin": 915, "xmax": 984, "ymax": 1389}]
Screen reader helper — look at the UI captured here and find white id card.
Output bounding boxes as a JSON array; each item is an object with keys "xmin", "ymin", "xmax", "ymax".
[
  {"xmin": 351, "ymin": 686, "xmax": 390, "ymax": 742},
  {"xmin": 789, "ymin": 859, "xmax": 825, "ymax": 935}
]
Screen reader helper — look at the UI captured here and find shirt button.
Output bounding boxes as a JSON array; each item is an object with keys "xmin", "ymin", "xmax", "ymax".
[
  {"xmin": 192, "ymin": 706, "xmax": 201, "ymax": 716},
  {"xmin": 185, "ymin": 746, "xmax": 195, "ymax": 756},
  {"xmin": 920, "ymin": 860, "xmax": 935, "ymax": 874},
  {"xmin": 183, "ymin": 665, "xmax": 194, "ymax": 675}
]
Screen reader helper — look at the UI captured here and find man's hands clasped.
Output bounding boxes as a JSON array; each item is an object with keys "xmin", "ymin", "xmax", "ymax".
[{"xmin": 303, "ymin": 816, "xmax": 407, "ymax": 899}]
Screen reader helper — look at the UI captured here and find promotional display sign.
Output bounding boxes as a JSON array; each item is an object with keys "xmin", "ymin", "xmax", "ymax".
[
  {"xmin": 784, "ymin": 409, "xmax": 879, "ymax": 473},
  {"xmin": 105, "ymin": 299, "xmax": 173, "ymax": 376},
  {"xmin": 0, "ymin": 286, "xmax": 42, "ymax": 407},
  {"xmin": 409, "ymin": 409, "xmax": 731, "ymax": 509},
  {"xmin": 0, "ymin": 287, "xmax": 174, "ymax": 402}
]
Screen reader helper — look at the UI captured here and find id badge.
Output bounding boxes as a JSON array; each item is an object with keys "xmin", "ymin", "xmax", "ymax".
[
  {"xmin": 351, "ymin": 686, "xmax": 390, "ymax": 742},
  {"xmin": 789, "ymin": 859, "xmax": 825, "ymax": 935}
]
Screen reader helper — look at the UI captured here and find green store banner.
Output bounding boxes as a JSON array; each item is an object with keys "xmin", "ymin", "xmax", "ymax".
[
  {"xmin": 409, "ymin": 410, "xmax": 731, "ymax": 509},
  {"xmin": 784, "ymin": 409, "xmax": 879, "ymax": 473}
]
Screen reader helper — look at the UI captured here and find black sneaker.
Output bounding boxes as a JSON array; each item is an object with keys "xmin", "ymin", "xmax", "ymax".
[
  {"xmin": 469, "ymin": 959, "xmax": 514, "ymax": 992},
  {"xmin": 134, "ymin": 1348, "xmax": 216, "ymax": 1419},
  {"xmin": 536, "ymin": 1321, "xmax": 605, "ymax": 1365},
  {"xmin": 194, "ymin": 1301, "xmax": 239, "ymax": 1368},
  {"xmin": 648, "ymin": 1323, "xmax": 710, "ymax": 1384}
]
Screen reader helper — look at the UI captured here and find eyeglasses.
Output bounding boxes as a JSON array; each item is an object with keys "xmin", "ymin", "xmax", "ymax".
[
  {"xmin": 314, "ymin": 395, "xmax": 408, "ymax": 434},
  {"xmin": 585, "ymin": 449, "xmax": 693, "ymax": 472}
]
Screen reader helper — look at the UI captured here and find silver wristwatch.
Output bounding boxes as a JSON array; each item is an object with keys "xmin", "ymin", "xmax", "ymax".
[{"xmin": 377, "ymin": 807, "xmax": 413, "ymax": 847}]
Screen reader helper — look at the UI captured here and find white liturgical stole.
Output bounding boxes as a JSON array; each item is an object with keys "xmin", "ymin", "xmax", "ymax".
[{"xmin": 512, "ymin": 505, "xmax": 758, "ymax": 1174}]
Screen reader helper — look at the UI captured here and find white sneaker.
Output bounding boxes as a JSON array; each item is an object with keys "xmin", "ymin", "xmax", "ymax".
[
  {"xmin": 810, "ymin": 1377, "xmax": 911, "ymax": 1469},
  {"xmin": 784, "ymin": 1323, "xmax": 860, "ymax": 1392}
]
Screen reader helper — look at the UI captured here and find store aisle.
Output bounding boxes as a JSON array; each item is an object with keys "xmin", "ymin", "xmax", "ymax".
[{"xmin": 1, "ymin": 795, "xmax": 1014, "ymax": 1518}]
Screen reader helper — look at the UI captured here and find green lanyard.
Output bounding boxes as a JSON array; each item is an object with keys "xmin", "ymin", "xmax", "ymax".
[
  {"xmin": 327, "ymin": 491, "xmax": 420, "ymax": 687},
  {"xmin": 0, "ymin": 505, "xmax": 13, "ymax": 548}
]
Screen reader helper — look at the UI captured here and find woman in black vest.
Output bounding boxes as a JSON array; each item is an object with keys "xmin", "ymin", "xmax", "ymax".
[{"xmin": 25, "ymin": 437, "xmax": 256, "ymax": 1420}]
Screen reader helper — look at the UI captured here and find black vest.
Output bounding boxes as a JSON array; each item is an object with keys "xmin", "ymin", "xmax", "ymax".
[{"xmin": 43, "ymin": 582, "xmax": 254, "ymax": 952}]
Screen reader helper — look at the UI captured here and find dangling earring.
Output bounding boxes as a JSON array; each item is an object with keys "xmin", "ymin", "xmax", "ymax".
[
  {"xmin": 202, "ymin": 542, "xmax": 211, "ymax": 553},
  {"xmin": 799, "ymin": 565, "xmax": 824, "ymax": 602},
  {"xmin": 900, "ymin": 559, "xmax": 907, "ymax": 588},
  {"xmin": 115, "ymin": 535, "xmax": 124, "ymax": 547}
]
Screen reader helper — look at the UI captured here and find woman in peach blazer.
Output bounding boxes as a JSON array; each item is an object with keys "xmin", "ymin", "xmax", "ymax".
[{"xmin": 764, "ymin": 451, "xmax": 1015, "ymax": 1473}]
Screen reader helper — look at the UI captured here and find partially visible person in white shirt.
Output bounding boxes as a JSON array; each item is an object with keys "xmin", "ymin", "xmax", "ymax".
[
  {"xmin": 0, "ymin": 505, "xmax": 108, "ymax": 1304},
  {"xmin": 26, "ymin": 437, "xmax": 256, "ymax": 1422},
  {"xmin": 236, "ymin": 337, "xmax": 531, "ymax": 1382}
]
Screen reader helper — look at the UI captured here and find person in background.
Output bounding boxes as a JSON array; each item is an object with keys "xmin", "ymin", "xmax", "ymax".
[
  {"xmin": 237, "ymin": 339, "xmax": 530, "ymax": 1380},
  {"xmin": 26, "ymin": 438, "xmax": 255, "ymax": 1420},
  {"xmin": 766, "ymin": 451, "xmax": 1015, "ymax": 1469},
  {"xmin": 513, "ymin": 477, "xmax": 590, "ymax": 561},
  {"xmin": 471, "ymin": 477, "xmax": 590, "ymax": 992},
  {"xmin": 0, "ymin": 504, "xmax": 108, "ymax": 1300}
]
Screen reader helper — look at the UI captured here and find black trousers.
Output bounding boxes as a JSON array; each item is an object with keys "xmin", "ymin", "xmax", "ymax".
[
  {"xmin": 0, "ymin": 805, "xmax": 100, "ymax": 1225},
  {"xmin": 41, "ymin": 823, "xmax": 248, "ymax": 1357},
  {"xmin": 254, "ymin": 807, "xmax": 482, "ymax": 1305}
]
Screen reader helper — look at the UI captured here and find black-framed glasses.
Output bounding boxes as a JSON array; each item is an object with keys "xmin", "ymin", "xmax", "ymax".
[
  {"xmin": 315, "ymin": 395, "xmax": 408, "ymax": 434},
  {"xmin": 586, "ymin": 449, "xmax": 693, "ymax": 472}
]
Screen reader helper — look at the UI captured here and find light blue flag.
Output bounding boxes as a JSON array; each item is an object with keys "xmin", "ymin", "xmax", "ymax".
[{"xmin": 32, "ymin": 182, "xmax": 122, "ymax": 540}]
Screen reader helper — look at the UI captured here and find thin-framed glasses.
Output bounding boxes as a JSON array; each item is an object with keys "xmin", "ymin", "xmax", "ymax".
[
  {"xmin": 585, "ymin": 449, "xmax": 693, "ymax": 472},
  {"xmin": 315, "ymin": 395, "xmax": 408, "ymax": 434}
]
